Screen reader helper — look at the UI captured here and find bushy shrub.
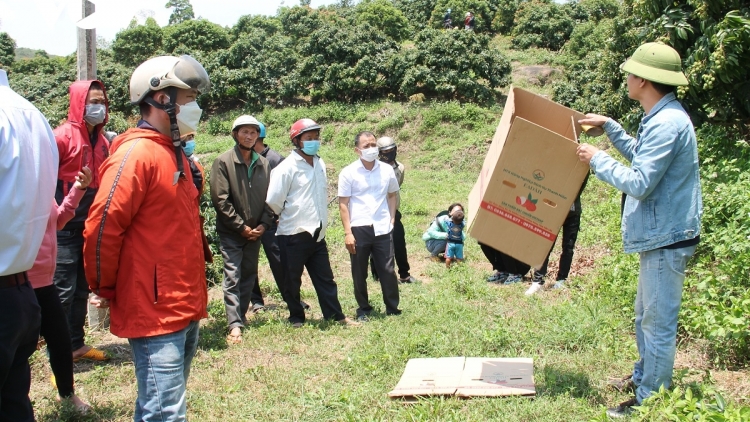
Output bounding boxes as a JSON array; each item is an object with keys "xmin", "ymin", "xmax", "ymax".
[
  {"xmin": 296, "ymin": 24, "xmax": 400, "ymax": 102},
  {"xmin": 355, "ymin": 0, "xmax": 411, "ymax": 42},
  {"xmin": 111, "ymin": 18, "xmax": 163, "ymax": 67},
  {"xmin": 512, "ymin": 0, "xmax": 575, "ymax": 51},
  {"xmin": 491, "ymin": 0, "xmax": 519, "ymax": 34},
  {"xmin": 399, "ymin": 28, "xmax": 511, "ymax": 103},
  {"xmin": 162, "ymin": 19, "xmax": 230, "ymax": 54},
  {"xmin": 679, "ymin": 125, "xmax": 750, "ymax": 366},
  {"xmin": 0, "ymin": 31, "xmax": 16, "ymax": 68},
  {"xmin": 393, "ymin": 0, "xmax": 438, "ymax": 35}
]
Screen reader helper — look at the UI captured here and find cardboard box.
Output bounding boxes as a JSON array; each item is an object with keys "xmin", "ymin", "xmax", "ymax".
[
  {"xmin": 388, "ymin": 357, "xmax": 535, "ymax": 399},
  {"xmin": 468, "ymin": 87, "xmax": 590, "ymax": 267}
]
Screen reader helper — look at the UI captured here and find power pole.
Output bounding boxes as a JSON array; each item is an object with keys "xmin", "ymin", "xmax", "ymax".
[{"xmin": 76, "ymin": 0, "xmax": 96, "ymax": 80}]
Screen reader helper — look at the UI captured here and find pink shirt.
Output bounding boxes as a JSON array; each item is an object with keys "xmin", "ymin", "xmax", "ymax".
[{"xmin": 27, "ymin": 186, "xmax": 85, "ymax": 289}]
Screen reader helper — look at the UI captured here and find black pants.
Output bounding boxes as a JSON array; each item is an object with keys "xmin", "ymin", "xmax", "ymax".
[
  {"xmin": 53, "ymin": 230, "xmax": 89, "ymax": 351},
  {"xmin": 351, "ymin": 226, "xmax": 401, "ymax": 317},
  {"xmin": 278, "ymin": 232, "xmax": 345, "ymax": 324},
  {"xmin": 0, "ymin": 278, "xmax": 41, "ymax": 422},
  {"xmin": 479, "ymin": 243, "xmax": 530, "ymax": 275},
  {"xmin": 252, "ymin": 225, "xmax": 289, "ymax": 305},
  {"xmin": 35, "ymin": 284, "xmax": 75, "ymax": 398},
  {"xmin": 534, "ymin": 212, "xmax": 581, "ymax": 283},
  {"xmin": 370, "ymin": 210, "xmax": 410, "ymax": 280}
]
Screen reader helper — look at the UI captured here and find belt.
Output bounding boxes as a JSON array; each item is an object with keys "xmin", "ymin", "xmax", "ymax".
[{"xmin": 0, "ymin": 272, "xmax": 28, "ymax": 288}]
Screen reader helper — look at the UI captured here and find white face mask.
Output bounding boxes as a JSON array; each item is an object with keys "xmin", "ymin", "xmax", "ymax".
[
  {"xmin": 176, "ymin": 101, "xmax": 202, "ymax": 136},
  {"xmin": 359, "ymin": 146, "xmax": 379, "ymax": 162}
]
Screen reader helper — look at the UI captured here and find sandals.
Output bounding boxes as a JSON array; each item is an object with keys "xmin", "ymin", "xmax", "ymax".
[
  {"xmin": 73, "ymin": 347, "xmax": 110, "ymax": 362},
  {"xmin": 226, "ymin": 329, "xmax": 242, "ymax": 344}
]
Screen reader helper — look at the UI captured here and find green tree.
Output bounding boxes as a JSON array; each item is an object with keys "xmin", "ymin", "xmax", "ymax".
[
  {"xmin": 166, "ymin": 0, "xmax": 195, "ymax": 25},
  {"xmin": 355, "ymin": 0, "xmax": 411, "ymax": 42},
  {"xmin": 512, "ymin": 0, "xmax": 575, "ymax": 50},
  {"xmin": 163, "ymin": 19, "xmax": 230, "ymax": 54},
  {"xmin": 0, "ymin": 31, "xmax": 16, "ymax": 67},
  {"xmin": 112, "ymin": 18, "xmax": 163, "ymax": 67},
  {"xmin": 399, "ymin": 28, "xmax": 511, "ymax": 102},
  {"xmin": 296, "ymin": 22, "xmax": 400, "ymax": 102},
  {"xmin": 491, "ymin": 0, "xmax": 518, "ymax": 34},
  {"xmin": 393, "ymin": 0, "xmax": 438, "ymax": 35}
]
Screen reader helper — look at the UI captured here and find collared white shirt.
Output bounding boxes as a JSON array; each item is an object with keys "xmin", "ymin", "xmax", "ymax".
[
  {"xmin": 266, "ymin": 151, "xmax": 329, "ymax": 241},
  {"xmin": 338, "ymin": 159, "xmax": 399, "ymax": 236},
  {"xmin": 0, "ymin": 70, "xmax": 59, "ymax": 276}
]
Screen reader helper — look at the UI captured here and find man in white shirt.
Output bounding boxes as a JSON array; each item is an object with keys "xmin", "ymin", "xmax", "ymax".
[
  {"xmin": 0, "ymin": 68, "xmax": 58, "ymax": 421},
  {"xmin": 338, "ymin": 131, "xmax": 402, "ymax": 321},
  {"xmin": 266, "ymin": 118, "xmax": 357, "ymax": 328}
]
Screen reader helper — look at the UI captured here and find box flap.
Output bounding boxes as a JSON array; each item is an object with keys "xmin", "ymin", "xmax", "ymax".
[
  {"xmin": 456, "ymin": 358, "xmax": 536, "ymax": 397},
  {"xmin": 388, "ymin": 357, "xmax": 465, "ymax": 398},
  {"xmin": 512, "ymin": 87, "xmax": 585, "ymax": 142}
]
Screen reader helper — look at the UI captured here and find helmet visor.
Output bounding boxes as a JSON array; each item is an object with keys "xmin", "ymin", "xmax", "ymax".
[{"xmin": 174, "ymin": 55, "xmax": 211, "ymax": 94}]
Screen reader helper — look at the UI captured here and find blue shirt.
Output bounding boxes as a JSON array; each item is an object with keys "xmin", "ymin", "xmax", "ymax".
[
  {"xmin": 0, "ymin": 70, "xmax": 59, "ymax": 275},
  {"xmin": 590, "ymin": 93, "xmax": 702, "ymax": 253}
]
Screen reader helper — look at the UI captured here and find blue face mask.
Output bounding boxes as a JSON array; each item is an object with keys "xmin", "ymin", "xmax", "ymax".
[
  {"xmin": 300, "ymin": 140, "xmax": 321, "ymax": 156},
  {"xmin": 183, "ymin": 140, "xmax": 196, "ymax": 156}
]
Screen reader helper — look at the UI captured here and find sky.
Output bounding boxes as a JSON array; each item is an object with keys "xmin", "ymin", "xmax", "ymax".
[{"xmin": 0, "ymin": 0, "xmax": 338, "ymax": 56}]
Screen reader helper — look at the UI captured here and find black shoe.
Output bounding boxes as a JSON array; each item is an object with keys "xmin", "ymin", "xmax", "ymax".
[
  {"xmin": 300, "ymin": 301, "xmax": 311, "ymax": 310},
  {"xmin": 251, "ymin": 303, "xmax": 265, "ymax": 313},
  {"xmin": 607, "ymin": 374, "xmax": 635, "ymax": 393},
  {"xmin": 356, "ymin": 315, "xmax": 370, "ymax": 322},
  {"xmin": 606, "ymin": 397, "xmax": 638, "ymax": 419}
]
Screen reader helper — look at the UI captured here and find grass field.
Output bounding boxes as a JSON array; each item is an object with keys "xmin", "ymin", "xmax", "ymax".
[{"xmin": 28, "ymin": 84, "xmax": 749, "ymax": 421}]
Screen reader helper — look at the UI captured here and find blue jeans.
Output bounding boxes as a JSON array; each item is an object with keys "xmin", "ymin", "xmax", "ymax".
[
  {"xmin": 425, "ymin": 239, "xmax": 447, "ymax": 257},
  {"xmin": 128, "ymin": 321, "xmax": 200, "ymax": 422},
  {"xmin": 632, "ymin": 245, "xmax": 696, "ymax": 404}
]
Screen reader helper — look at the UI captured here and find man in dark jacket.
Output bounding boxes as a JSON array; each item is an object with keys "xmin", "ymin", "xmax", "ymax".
[
  {"xmin": 52, "ymin": 80, "xmax": 111, "ymax": 362},
  {"xmin": 210, "ymin": 115, "xmax": 274, "ymax": 344}
]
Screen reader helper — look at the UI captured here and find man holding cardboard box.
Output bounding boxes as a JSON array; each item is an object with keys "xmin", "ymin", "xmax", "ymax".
[{"xmin": 576, "ymin": 42, "xmax": 702, "ymax": 417}]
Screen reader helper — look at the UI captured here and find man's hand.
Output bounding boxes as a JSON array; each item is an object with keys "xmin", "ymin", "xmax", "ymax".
[
  {"xmin": 89, "ymin": 294, "xmax": 110, "ymax": 309},
  {"xmin": 345, "ymin": 233, "xmax": 356, "ymax": 255},
  {"xmin": 240, "ymin": 226, "xmax": 254, "ymax": 239},
  {"xmin": 74, "ymin": 167, "xmax": 93, "ymax": 190},
  {"xmin": 247, "ymin": 225, "xmax": 265, "ymax": 241},
  {"xmin": 577, "ymin": 143, "xmax": 600, "ymax": 165},
  {"xmin": 578, "ymin": 113, "xmax": 609, "ymax": 128}
]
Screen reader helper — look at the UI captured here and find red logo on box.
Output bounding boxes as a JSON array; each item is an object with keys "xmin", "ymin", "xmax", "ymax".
[{"xmin": 481, "ymin": 201, "xmax": 556, "ymax": 241}]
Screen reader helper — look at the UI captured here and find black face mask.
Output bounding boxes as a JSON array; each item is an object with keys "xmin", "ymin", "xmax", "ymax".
[{"xmin": 380, "ymin": 150, "xmax": 397, "ymax": 163}]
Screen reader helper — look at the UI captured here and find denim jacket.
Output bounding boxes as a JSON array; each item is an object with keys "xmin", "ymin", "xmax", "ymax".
[{"xmin": 590, "ymin": 93, "xmax": 702, "ymax": 253}]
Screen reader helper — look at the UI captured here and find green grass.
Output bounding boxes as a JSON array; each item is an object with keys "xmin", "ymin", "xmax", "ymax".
[{"xmin": 28, "ymin": 73, "xmax": 749, "ymax": 422}]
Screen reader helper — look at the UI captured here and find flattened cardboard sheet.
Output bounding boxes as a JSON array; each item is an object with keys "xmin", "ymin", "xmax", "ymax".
[
  {"xmin": 389, "ymin": 357, "xmax": 535, "ymax": 399},
  {"xmin": 456, "ymin": 358, "xmax": 536, "ymax": 397},
  {"xmin": 388, "ymin": 357, "xmax": 464, "ymax": 398}
]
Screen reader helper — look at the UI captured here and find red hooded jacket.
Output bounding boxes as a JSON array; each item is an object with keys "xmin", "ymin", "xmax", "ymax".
[
  {"xmin": 83, "ymin": 126, "xmax": 208, "ymax": 339},
  {"xmin": 53, "ymin": 80, "xmax": 111, "ymax": 230}
]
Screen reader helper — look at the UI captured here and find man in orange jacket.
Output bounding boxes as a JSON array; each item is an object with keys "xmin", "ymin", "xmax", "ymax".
[{"xmin": 83, "ymin": 55, "xmax": 210, "ymax": 422}]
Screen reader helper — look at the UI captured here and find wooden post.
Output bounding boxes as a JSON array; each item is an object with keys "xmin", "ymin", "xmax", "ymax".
[
  {"xmin": 79, "ymin": 0, "xmax": 107, "ymax": 328},
  {"xmin": 76, "ymin": 0, "xmax": 96, "ymax": 80}
]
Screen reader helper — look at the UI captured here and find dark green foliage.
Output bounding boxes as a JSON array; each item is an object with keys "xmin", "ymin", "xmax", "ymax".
[
  {"xmin": 491, "ymin": 0, "xmax": 518, "ymax": 34},
  {"xmin": 111, "ymin": 18, "xmax": 163, "ymax": 68},
  {"xmin": 163, "ymin": 19, "xmax": 230, "ymax": 54},
  {"xmin": 0, "ymin": 31, "xmax": 15, "ymax": 67},
  {"xmin": 355, "ymin": 0, "xmax": 411, "ymax": 42},
  {"xmin": 399, "ymin": 28, "xmax": 511, "ymax": 102},
  {"xmin": 566, "ymin": 0, "xmax": 620, "ymax": 22},
  {"xmin": 297, "ymin": 24, "xmax": 399, "ymax": 102},
  {"xmin": 230, "ymin": 14, "xmax": 282, "ymax": 40},
  {"xmin": 512, "ymin": 0, "xmax": 575, "ymax": 51},
  {"xmin": 393, "ymin": 0, "xmax": 438, "ymax": 35},
  {"xmin": 165, "ymin": 0, "xmax": 195, "ymax": 25},
  {"xmin": 9, "ymin": 55, "xmax": 75, "ymax": 125}
]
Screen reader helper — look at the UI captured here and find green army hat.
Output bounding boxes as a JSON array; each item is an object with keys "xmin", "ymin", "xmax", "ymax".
[{"xmin": 620, "ymin": 42, "xmax": 688, "ymax": 86}]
